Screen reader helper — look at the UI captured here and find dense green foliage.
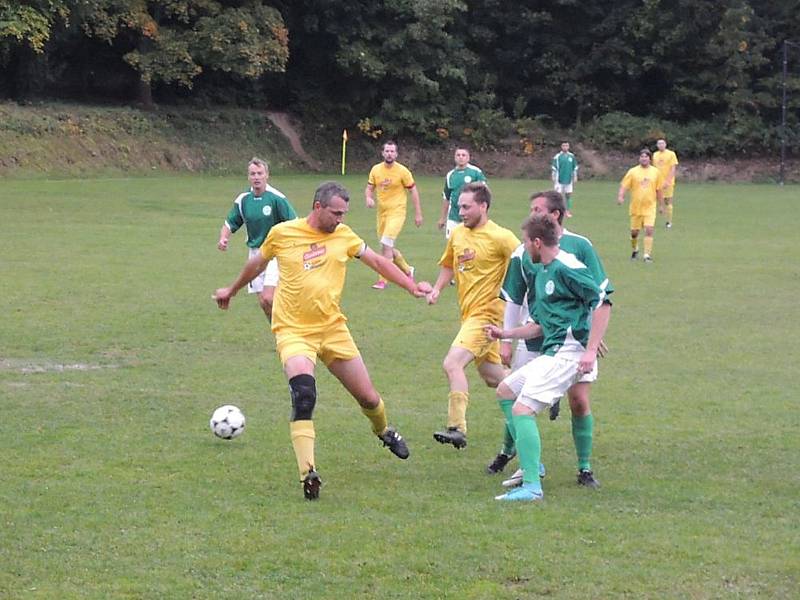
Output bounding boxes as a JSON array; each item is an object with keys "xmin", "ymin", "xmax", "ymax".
[
  {"xmin": 2, "ymin": 175, "xmax": 798, "ymax": 597},
  {"xmin": 1, "ymin": 0, "xmax": 799, "ymax": 153}
]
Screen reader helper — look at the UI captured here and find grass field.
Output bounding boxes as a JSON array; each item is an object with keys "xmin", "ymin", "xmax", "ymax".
[{"xmin": 1, "ymin": 174, "xmax": 798, "ymax": 598}]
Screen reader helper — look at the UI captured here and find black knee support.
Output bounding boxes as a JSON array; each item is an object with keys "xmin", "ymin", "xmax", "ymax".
[{"xmin": 289, "ymin": 374, "xmax": 317, "ymax": 421}]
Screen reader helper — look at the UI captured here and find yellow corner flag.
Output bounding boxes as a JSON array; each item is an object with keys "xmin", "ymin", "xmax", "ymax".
[{"xmin": 341, "ymin": 129, "xmax": 348, "ymax": 175}]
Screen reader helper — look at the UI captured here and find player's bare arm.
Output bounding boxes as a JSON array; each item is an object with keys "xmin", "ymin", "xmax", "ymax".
[
  {"xmin": 485, "ymin": 322, "xmax": 542, "ymax": 342},
  {"xmin": 578, "ymin": 302, "xmax": 611, "ymax": 373},
  {"xmin": 616, "ymin": 185, "xmax": 627, "ymax": 204},
  {"xmin": 365, "ymin": 183, "xmax": 376, "ymax": 209},
  {"xmin": 213, "ymin": 253, "xmax": 269, "ymax": 309},
  {"xmin": 218, "ymin": 223, "xmax": 232, "ymax": 251},
  {"xmin": 410, "ymin": 185, "xmax": 423, "ymax": 227}
]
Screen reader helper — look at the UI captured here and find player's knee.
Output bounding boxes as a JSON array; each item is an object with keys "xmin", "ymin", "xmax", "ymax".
[{"xmin": 289, "ymin": 374, "xmax": 317, "ymax": 421}]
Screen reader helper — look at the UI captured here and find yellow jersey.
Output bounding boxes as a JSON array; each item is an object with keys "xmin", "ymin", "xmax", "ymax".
[
  {"xmin": 653, "ymin": 149, "xmax": 679, "ymax": 183},
  {"xmin": 440, "ymin": 220, "xmax": 520, "ymax": 322},
  {"xmin": 261, "ymin": 218, "xmax": 365, "ymax": 332},
  {"xmin": 367, "ymin": 162, "xmax": 415, "ymax": 212},
  {"xmin": 621, "ymin": 165, "xmax": 665, "ymax": 216}
]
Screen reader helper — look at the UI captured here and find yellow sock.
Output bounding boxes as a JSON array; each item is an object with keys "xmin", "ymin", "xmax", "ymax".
[
  {"xmin": 393, "ymin": 251, "xmax": 412, "ymax": 275},
  {"xmin": 667, "ymin": 204, "xmax": 674, "ymax": 221},
  {"xmin": 290, "ymin": 420, "xmax": 316, "ymax": 480},
  {"xmin": 644, "ymin": 237, "xmax": 653, "ymax": 256},
  {"xmin": 447, "ymin": 391, "xmax": 470, "ymax": 433},
  {"xmin": 361, "ymin": 398, "xmax": 388, "ymax": 435},
  {"xmin": 631, "ymin": 237, "xmax": 639, "ymax": 251}
]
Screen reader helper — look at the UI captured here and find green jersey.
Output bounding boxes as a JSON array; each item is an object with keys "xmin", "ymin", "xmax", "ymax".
[
  {"xmin": 551, "ymin": 152, "xmax": 578, "ymax": 185},
  {"xmin": 225, "ymin": 185, "xmax": 297, "ymax": 248},
  {"xmin": 534, "ymin": 251, "xmax": 605, "ymax": 357},
  {"xmin": 500, "ymin": 228, "xmax": 613, "ymax": 353},
  {"xmin": 443, "ymin": 164, "xmax": 487, "ymax": 221}
]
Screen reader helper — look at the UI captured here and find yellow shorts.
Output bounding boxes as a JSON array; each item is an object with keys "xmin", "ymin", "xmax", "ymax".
[
  {"xmin": 663, "ymin": 185, "xmax": 675, "ymax": 199},
  {"xmin": 630, "ymin": 212, "xmax": 656, "ymax": 230},
  {"xmin": 377, "ymin": 208, "xmax": 406, "ymax": 243},
  {"xmin": 275, "ymin": 320, "xmax": 360, "ymax": 366},
  {"xmin": 452, "ymin": 316, "xmax": 501, "ymax": 366}
]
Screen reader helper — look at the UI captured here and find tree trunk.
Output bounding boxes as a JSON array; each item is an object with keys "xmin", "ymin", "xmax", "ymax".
[{"xmin": 135, "ymin": 77, "xmax": 154, "ymax": 110}]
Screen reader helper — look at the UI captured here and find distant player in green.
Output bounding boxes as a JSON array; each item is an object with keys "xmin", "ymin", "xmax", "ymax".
[
  {"xmin": 439, "ymin": 147, "xmax": 487, "ymax": 239},
  {"xmin": 488, "ymin": 191, "xmax": 612, "ymax": 491},
  {"xmin": 217, "ymin": 157, "xmax": 297, "ymax": 319},
  {"xmin": 551, "ymin": 141, "xmax": 578, "ymax": 217},
  {"xmin": 486, "ymin": 213, "xmax": 611, "ymax": 502}
]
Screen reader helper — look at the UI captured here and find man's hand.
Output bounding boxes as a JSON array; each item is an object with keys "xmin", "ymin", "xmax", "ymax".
[
  {"xmin": 213, "ymin": 287, "xmax": 235, "ymax": 310},
  {"xmin": 366, "ymin": 197, "xmax": 375, "ymax": 209},
  {"xmin": 414, "ymin": 212, "xmax": 423, "ymax": 227},
  {"xmin": 217, "ymin": 238, "xmax": 229, "ymax": 251},
  {"xmin": 484, "ymin": 324, "xmax": 503, "ymax": 340},
  {"xmin": 437, "ymin": 218, "xmax": 445, "ymax": 231},
  {"xmin": 426, "ymin": 288, "xmax": 441, "ymax": 305},
  {"xmin": 412, "ymin": 280, "xmax": 433, "ymax": 298},
  {"xmin": 577, "ymin": 348, "xmax": 598, "ymax": 374}
]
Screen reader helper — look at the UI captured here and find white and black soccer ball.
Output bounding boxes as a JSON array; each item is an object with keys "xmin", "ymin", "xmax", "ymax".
[{"xmin": 210, "ymin": 405, "xmax": 246, "ymax": 440}]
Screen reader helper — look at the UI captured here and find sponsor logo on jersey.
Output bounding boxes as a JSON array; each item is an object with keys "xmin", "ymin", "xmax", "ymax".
[
  {"xmin": 303, "ymin": 243, "xmax": 326, "ymax": 262},
  {"xmin": 262, "ymin": 205, "xmax": 273, "ymax": 216},
  {"xmin": 464, "ymin": 176, "xmax": 472, "ymax": 183},
  {"xmin": 457, "ymin": 248, "xmax": 476, "ymax": 272},
  {"xmin": 545, "ymin": 279, "xmax": 555, "ymax": 295}
]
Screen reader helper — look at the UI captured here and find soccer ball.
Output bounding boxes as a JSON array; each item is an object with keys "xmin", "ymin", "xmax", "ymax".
[{"xmin": 210, "ymin": 405, "xmax": 246, "ymax": 440}]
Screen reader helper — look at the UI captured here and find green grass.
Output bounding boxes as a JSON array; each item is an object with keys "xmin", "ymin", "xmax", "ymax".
[{"xmin": 1, "ymin": 175, "xmax": 798, "ymax": 598}]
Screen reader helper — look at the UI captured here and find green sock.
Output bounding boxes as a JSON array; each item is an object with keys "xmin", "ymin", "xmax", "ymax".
[
  {"xmin": 512, "ymin": 413, "xmax": 542, "ymax": 490},
  {"xmin": 566, "ymin": 195, "xmax": 573, "ymax": 210},
  {"xmin": 572, "ymin": 413, "xmax": 594, "ymax": 471},
  {"xmin": 499, "ymin": 399, "xmax": 515, "ymax": 455}
]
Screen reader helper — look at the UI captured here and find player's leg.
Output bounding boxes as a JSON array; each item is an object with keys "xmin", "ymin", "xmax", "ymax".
[
  {"xmin": 643, "ymin": 221, "xmax": 655, "ymax": 262},
  {"xmin": 322, "ymin": 326, "xmax": 409, "ymax": 459},
  {"xmin": 568, "ymin": 382, "xmax": 600, "ymax": 488},
  {"xmin": 433, "ymin": 345, "xmax": 475, "ymax": 448},
  {"xmin": 629, "ymin": 215, "xmax": 641, "ymax": 260},
  {"xmin": 385, "ymin": 212, "xmax": 413, "ymax": 277},
  {"xmin": 283, "ymin": 351, "xmax": 321, "ymax": 500},
  {"xmin": 664, "ymin": 186, "xmax": 675, "ymax": 228},
  {"xmin": 494, "ymin": 399, "xmax": 544, "ymax": 502}
]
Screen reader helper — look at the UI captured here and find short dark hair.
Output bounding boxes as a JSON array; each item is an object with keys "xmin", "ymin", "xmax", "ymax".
[
  {"xmin": 460, "ymin": 181, "xmax": 491, "ymax": 208},
  {"xmin": 640, "ymin": 148, "xmax": 652, "ymax": 157},
  {"xmin": 383, "ymin": 140, "xmax": 398, "ymax": 151},
  {"xmin": 529, "ymin": 190, "xmax": 567, "ymax": 225},
  {"xmin": 523, "ymin": 213, "xmax": 559, "ymax": 247},
  {"xmin": 314, "ymin": 181, "xmax": 350, "ymax": 207}
]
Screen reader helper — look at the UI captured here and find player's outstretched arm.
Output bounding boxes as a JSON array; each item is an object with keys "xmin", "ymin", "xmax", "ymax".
[
  {"xmin": 485, "ymin": 322, "xmax": 542, "ymax": 342},
  {"xmin": 213, "ymin": 253, "xmax": 269, "ymax": 309}
]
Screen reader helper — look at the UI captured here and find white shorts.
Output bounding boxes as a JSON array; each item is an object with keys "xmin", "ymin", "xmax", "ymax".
[
  {"xmin": 554, "ymin": 182, "xmax": 574, "ymax": 195},
  {"xmin": 511, "ymin": 339, "xmax": 540, "ymax": 371},
  {"xmin": 445, "ymin": 219, "xmax": 460, "ymax": 240},
  {"xmin": 502, "ymin": 353, "xmax": 598, "ymax": 414},
  {"xmin": 247, "ymin": 248, "xmax": 279, "ymax": 294}
]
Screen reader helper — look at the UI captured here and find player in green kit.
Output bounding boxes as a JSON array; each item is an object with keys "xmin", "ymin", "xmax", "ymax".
[
  {"xmin": 439, "ymin": 147, "xmax": 487, "ymax": 239},
  {"xmin": 218, "ymin": 157, "xmax": 297, "ymax": 319},
  {"xmin": 551, "ymin": 141, "xmax": 578, "ymax": 217},
  {"xmin": 488, "ymin": 190, "xmax": 613, "ymax": 488},
  {"xmin": 486, "ymin": 213, "xmax": 611, "ymax": 502}
]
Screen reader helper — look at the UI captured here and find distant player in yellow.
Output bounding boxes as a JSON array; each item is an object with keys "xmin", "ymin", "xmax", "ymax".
[
  {"xmin": 617, "ymin": 148, "xmax": 665, "ymax": 263},
  {"xmin": 653, "ymin": 138, "xmax": 679, "ymax": 229},
  {"xmin": 425, "ymin": 182, "xmax": 520, "ymax": 449},
  {"xmin": 214, "ymin": 181, "xmax": 432, "ymax": 501},
  {"xmin": 365, "ymin": 140, "xmax": 423, "ymax": 289}
]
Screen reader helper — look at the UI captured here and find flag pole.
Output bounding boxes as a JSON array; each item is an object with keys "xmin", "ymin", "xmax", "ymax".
[{"xmin": 341, "ymin": 129, "xmax": 348, "ymax": 176}]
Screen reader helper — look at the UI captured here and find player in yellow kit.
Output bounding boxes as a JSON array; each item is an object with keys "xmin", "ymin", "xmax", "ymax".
[
  {"xmin": 365, "ymin": 140, "xmax": 423, "ymax": 289},
  {"xmin": 617, "ymin": 149, "xmax": 665, "ymax": 263},
  {"xmin": 653, "ymin": 138, "xmax": 679, "ymax": 229},
  {"xmin": 425, "ymin": 182, "xmax": 520, "ymax": 448},
  {"xmin": 214, "ymin": 181, "xmax": 432, "ymax": 500}
]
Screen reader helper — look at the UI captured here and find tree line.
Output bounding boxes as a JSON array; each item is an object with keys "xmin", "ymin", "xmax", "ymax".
[{"xmin": 1, "ymin": 1, "xmax": 799, "ymax": 155}]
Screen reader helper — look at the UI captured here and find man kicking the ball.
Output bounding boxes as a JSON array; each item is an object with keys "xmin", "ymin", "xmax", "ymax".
[{"xmin": 214, "ymin": 181, "xmax": 431, "ymax": 500}]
